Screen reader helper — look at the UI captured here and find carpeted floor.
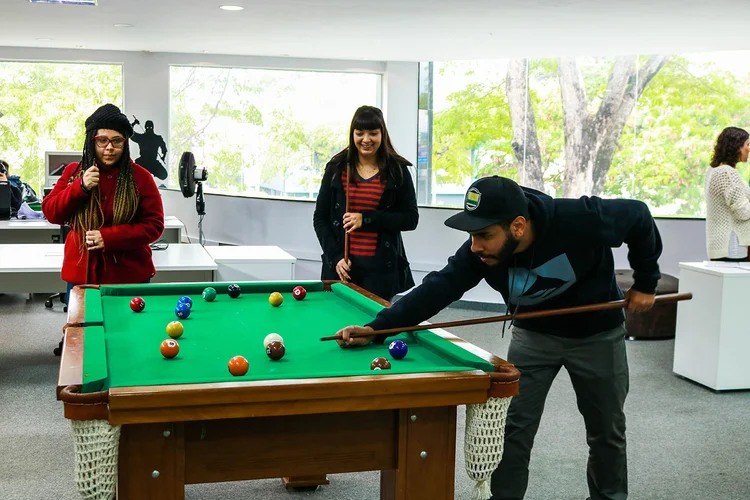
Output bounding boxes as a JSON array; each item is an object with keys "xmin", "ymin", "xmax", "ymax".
[{"xmin": 1, "ymin": 293, "xmax": 749, "ymax": 500}]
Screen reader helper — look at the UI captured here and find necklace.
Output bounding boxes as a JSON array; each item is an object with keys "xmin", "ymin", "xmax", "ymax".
[{"xmin": 357, "ymin": 164, "xmax": 379, "ymax": 178}]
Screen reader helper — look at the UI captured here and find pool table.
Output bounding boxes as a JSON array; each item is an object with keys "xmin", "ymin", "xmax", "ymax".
[{"xmin": 58, "ymin": 280, "xmax": 519, "ymax": 500}]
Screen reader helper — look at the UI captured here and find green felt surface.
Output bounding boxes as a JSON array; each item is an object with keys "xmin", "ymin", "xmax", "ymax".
[{"xmin": 80, "ymin": 282, "xmax": 494, "ymax": 392}]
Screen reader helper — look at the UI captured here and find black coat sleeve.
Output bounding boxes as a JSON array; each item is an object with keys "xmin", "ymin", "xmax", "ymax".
[
  {"xmin": 367, "ymin": 239, "xmax": 486, "ymax": 341},
  {"xmin": 359, "ymin": 167, "xmax": 419, "ymax": 232},
  {"xmin": 313, "ymin": 164, "xmax": 344, "ymax": 265},
  {"xmin": 575, "ymin": 197, "xmax": 663, "ymax": 294}
]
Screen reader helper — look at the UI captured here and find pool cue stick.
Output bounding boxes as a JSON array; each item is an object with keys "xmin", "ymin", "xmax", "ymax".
[
  {"xmin": 343, "ymin": 163, "xmax": 351, "ymax": 265},
  {"xmin": 319, "ymin": 292, "xmax": 693, "ymax": 341}
]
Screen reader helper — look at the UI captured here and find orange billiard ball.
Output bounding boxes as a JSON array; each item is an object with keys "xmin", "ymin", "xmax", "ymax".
[
  {"xmin": 160, "ymin": 339, "xmax": 179, "ymax": 359},
  {"xmin": 166, "ymin": 321, "xmax": 184, "ymax": 339},
  {"xmin": 268, "ymin": 292, "xmax": 283, "ymax": 307},
  {"xmin": 228, "ymin": 355, "xmax": 249, "ymax": 376}
]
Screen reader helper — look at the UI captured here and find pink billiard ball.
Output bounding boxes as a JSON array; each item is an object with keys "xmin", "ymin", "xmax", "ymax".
[
  {"xmin": 292, "ymin": 286, "xmax": 307, "ymax": 301},
  {"xmin": 130, "ymin": 297, "xmax": 145, "ymax": 313}
]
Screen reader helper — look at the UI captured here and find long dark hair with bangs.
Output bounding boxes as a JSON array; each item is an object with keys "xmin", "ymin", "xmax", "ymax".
[
  {"xmin": 710, "ymin": 126, "xmax": 749, "ymax": 168},
  {"xmin": 328, "ymin": 105, "xmax": 412, "ymax": 185}
]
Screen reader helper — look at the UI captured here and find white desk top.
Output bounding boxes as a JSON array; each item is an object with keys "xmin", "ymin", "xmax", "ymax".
[
  {"xmin": 204, "ymin": 245, "xmax": 296, "ymax": 263},
  {"xmin": 0, "ymin": 216, "xmax": 184, "ymax": 230},
  {"xmin": 0, "ymin": 243, "xmax": 216, "ymax": 273},
  {"xmin": 679, "ymin": 261, "xmax": 750, "ymax": 277}
]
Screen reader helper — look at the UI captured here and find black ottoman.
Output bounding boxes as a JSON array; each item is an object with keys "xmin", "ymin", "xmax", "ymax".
[{"xmin": 615, "ymin": 270, "xmax": 679, "ymax": 340}]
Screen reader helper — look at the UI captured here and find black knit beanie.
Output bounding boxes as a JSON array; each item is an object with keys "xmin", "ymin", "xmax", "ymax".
[{"xmin": 85, "ymin": 104, "xmax": 133, "ymax": 139}]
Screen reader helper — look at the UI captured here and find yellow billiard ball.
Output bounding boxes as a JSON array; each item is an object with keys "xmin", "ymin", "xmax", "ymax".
[
  {"xmin": 269, "ymin": 292, "xmax": 283, "ymax": 307},
  {"xmin": 166, "ymin": 321, "xmax": 184, "ymax": 339}
]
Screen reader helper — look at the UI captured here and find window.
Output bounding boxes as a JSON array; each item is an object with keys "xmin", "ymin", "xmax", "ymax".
[
  {"xmin": 417, "ymin": 52, "xmax": 750, "ymax": 217},
  {"xmin": 169, "ymin": 66, "xmax": 380, "ymax": 198},
  {"xmin": 0, "ymin": 61, "xmax": 123, "ymax": 193}
]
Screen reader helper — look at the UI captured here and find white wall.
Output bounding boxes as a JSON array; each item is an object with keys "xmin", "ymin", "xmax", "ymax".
[{"xmin": 4, "ymin": 45, "xmax": 709, "ymax": 305}]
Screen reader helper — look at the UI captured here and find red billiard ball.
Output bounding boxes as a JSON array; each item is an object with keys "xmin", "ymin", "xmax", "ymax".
[
  {"xmin": 160, "ymin": 339, "xmax": 179, "ymax": 359},
  {"xmin": 292, "ymin": 286, "xmax": 307, "ymax": 301},
  {"xmin": 228, "ymin": 355, "xmax": 249, "ymax": 376},
  {"xmin": 130, "ymin": 297, "xmax": 145, "ymax": 313}
]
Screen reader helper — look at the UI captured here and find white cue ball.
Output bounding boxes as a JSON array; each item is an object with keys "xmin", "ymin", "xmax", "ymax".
[{"xmin": 263, "ymin": 333, "xmax": 284, "ymax": 349}]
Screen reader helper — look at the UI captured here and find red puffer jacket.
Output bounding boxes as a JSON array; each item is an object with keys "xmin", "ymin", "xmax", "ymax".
[{"xmin": 42, "ymin": 161, "xmax": 165, "ymax": 285}]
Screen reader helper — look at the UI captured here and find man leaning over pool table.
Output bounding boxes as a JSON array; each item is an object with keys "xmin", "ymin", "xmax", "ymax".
[{"xmin": 335, "ymin": 175, "xmax": 662, "ymax": 500}]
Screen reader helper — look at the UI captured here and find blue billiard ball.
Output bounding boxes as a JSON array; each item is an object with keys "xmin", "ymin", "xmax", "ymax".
[
  {"xmin": 178, "ymin": 296, "xmax": 193, "ymax": 309},
  {"xmin": 175, "ymin": 302, "xmax": 191, "ymax": 319},
  {"xmin": 388, "ymin": 340, "xmax": 408, "ymax": 360}
]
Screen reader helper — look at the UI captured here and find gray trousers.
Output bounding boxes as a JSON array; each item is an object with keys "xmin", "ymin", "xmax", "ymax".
[{"xmin": 490, "ymin": 324, "xmax": 629, "ymax": 500}]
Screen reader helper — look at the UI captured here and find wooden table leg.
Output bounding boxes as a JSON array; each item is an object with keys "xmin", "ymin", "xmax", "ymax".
[
  {"xmin": 281, "ymin": 474, "xmax": 330, "ymax": 489},
  {"xmin": 380, "ymin": 406, "xmax": 457, "ymax": 500},
  {"xmin": 118, "ymin": 423, "xmax": 185, "ymax": 500}
]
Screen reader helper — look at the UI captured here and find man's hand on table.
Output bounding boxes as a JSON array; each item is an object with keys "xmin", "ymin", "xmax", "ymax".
[{"xmin": 336, "ymin": 325, "xmax": 375, "ymax": 348}]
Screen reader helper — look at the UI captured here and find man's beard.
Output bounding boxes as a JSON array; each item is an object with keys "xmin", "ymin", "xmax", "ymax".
[{"xmin": 479, "ymin": 232, "xmax": 520, "ymax": 266}]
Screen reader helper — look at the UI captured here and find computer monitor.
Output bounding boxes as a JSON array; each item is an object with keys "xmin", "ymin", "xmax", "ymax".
[{"xmin": 45, "ymin": 151, "xmax": 80, "ymax": 188}]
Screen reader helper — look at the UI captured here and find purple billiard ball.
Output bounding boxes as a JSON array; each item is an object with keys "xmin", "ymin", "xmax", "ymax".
[{"xmin": 388, "ymin": 340, "xmax": 408, "ymax": 360}]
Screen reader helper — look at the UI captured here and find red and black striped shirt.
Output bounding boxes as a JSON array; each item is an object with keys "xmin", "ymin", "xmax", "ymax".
[{"xmin": 343, "ymin": 171, "xmax": 386, "ymax": 258}]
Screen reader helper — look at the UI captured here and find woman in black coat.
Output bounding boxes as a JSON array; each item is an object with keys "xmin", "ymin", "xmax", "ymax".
[{"xmin": 313, "ymin": 106, "xmax": 418, "ymax": 301}]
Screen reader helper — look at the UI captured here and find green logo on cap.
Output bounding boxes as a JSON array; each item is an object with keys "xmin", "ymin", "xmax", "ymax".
[{"xmin": 466, "ymin": 187, "xmax": 481, "ymax": 211}]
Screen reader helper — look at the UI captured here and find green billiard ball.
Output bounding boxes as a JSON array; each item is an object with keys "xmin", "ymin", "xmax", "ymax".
[{"xmin": 202, "ymin": 287, "xmax": 217, "ymax": 302}]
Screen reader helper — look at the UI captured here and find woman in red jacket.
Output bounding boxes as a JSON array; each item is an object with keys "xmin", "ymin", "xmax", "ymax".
[{"xmin": 42, "ymin": 104, "xmax": 164, "ymax": 300}]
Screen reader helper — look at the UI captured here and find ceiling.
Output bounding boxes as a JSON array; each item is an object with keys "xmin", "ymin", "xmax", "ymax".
[{"xmin": 1, "ymin": 0, "xmax": 749, "ymax": 61}]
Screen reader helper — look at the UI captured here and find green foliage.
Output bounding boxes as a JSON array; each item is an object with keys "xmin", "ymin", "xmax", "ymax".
[
  {"xmin": 169, "ymin": 67, "xmax": 346, "ymax": 196},
  {"xmin": 262, "ymin": 110, "xmax": 344, "ymax": 195},
  {"xmin": 428, "ymin": 54, "xmax": 750, "ymax": 216},
  {"xmin": 0, "ymin": 62, "xmax": 122, "ymax": 192},
  {"xmin": 432, "ymin": 81, "xmax": 514, "ymax": 184}
]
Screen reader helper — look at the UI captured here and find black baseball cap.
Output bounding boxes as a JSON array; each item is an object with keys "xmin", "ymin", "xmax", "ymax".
[{"xmin": 444, "ymin": 176, "xmax": 529, "ymax": 232}]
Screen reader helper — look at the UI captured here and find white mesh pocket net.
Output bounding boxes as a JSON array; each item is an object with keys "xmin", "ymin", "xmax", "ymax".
[
  {"xmin": 464, "ymin": 396, "xmax": 512, "ymax": 500},
  {"xmin": 71, "ymin": 419, "xmax": 121, "ymax": 500}
]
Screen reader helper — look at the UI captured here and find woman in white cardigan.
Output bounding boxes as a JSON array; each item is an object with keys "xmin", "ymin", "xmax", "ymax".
[{"xmin": 705, "ymin": 126, "xmax": 750, "ymax": 261}]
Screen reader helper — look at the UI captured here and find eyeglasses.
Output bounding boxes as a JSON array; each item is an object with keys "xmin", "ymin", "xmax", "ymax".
[{"xmin": 94, "ymin": 135, "xmax": 126, "ymax": 149}]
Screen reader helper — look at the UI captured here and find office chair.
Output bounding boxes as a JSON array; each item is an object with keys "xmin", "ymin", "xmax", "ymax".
[{"xmin": 46, "ymin": 224, "xmax": 71, "ymax": 311}]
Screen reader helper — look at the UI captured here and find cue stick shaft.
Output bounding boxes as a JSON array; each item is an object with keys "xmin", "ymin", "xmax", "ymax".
[
  {"xmin": 343, "ymin": 163, "xmax": 351, "ymax": 264},
  {"xmin": 319, "ymin": 292, "xmax": 693, "ymax": 341}
]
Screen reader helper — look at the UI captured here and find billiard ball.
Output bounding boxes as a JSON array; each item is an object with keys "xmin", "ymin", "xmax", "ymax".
[
  {"xmin": 130, "ymin": 297, "xmax": 145, "ymax": 313},
  {"xmin": 263, "ymin": 333, "xmax": 284, "ymax": 349},
  {"xmin": 202, "ymin": 287, "xmax": 217, "ymax": 302},
  {"xmin": 265, "ymin": 341, "xmax": 286, "ymax": 361},
  {"xmin": 268, "ymin": 292, "xmax": 283, "ymax": 307},
  {"xmin": 178, "ymin": 296, "xmax": 193, "ymax": 309},
  {"xmin": 166, "ymin": 321, "xmax": 184, "ymax": 339},
  {"xmin": 160, "ymin": 339, "xmax": 179, "ymax": 359},
  {"xmin": 370, "ymin": 357, "xmax": 391, "ymax": 370},
  {"xmin": 175, "ymin": 302, "xmax": 191, "ymax": 319},
  {"xmin": 388, "ymin": 340, "xmax": 408, "ymax": 360},
  {"xmin": 292, "ymin": 286, "xmax": 307, "ymax": 301},
  {"xmin": 228, "ymin": 355, "xmax": 249, "ymax": 376},
  {"xmin": 228, "ymin": 284, "xmax": 241, "ymax": 299}
]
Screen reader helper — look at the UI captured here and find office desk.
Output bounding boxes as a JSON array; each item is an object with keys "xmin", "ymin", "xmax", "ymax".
[
  {"xmin": 674, "ymin": 262, "xmax": 750, "ymax": 390},
  {"xmin": 204, "ymin": 245, "xmax": 296, "ymax": 281},
  {"xmin": 0, "ymin": 216, "xmax": 184, "ymax": 244},
  {"xmin": 0, "ymin": 243, "xmax": 216, "ymax": 294}
]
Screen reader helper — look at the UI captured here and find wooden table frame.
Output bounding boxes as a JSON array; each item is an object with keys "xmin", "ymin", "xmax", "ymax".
[{"xmin": 58, "ymin": 281, "xmax": 519, "ymax": 500}]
